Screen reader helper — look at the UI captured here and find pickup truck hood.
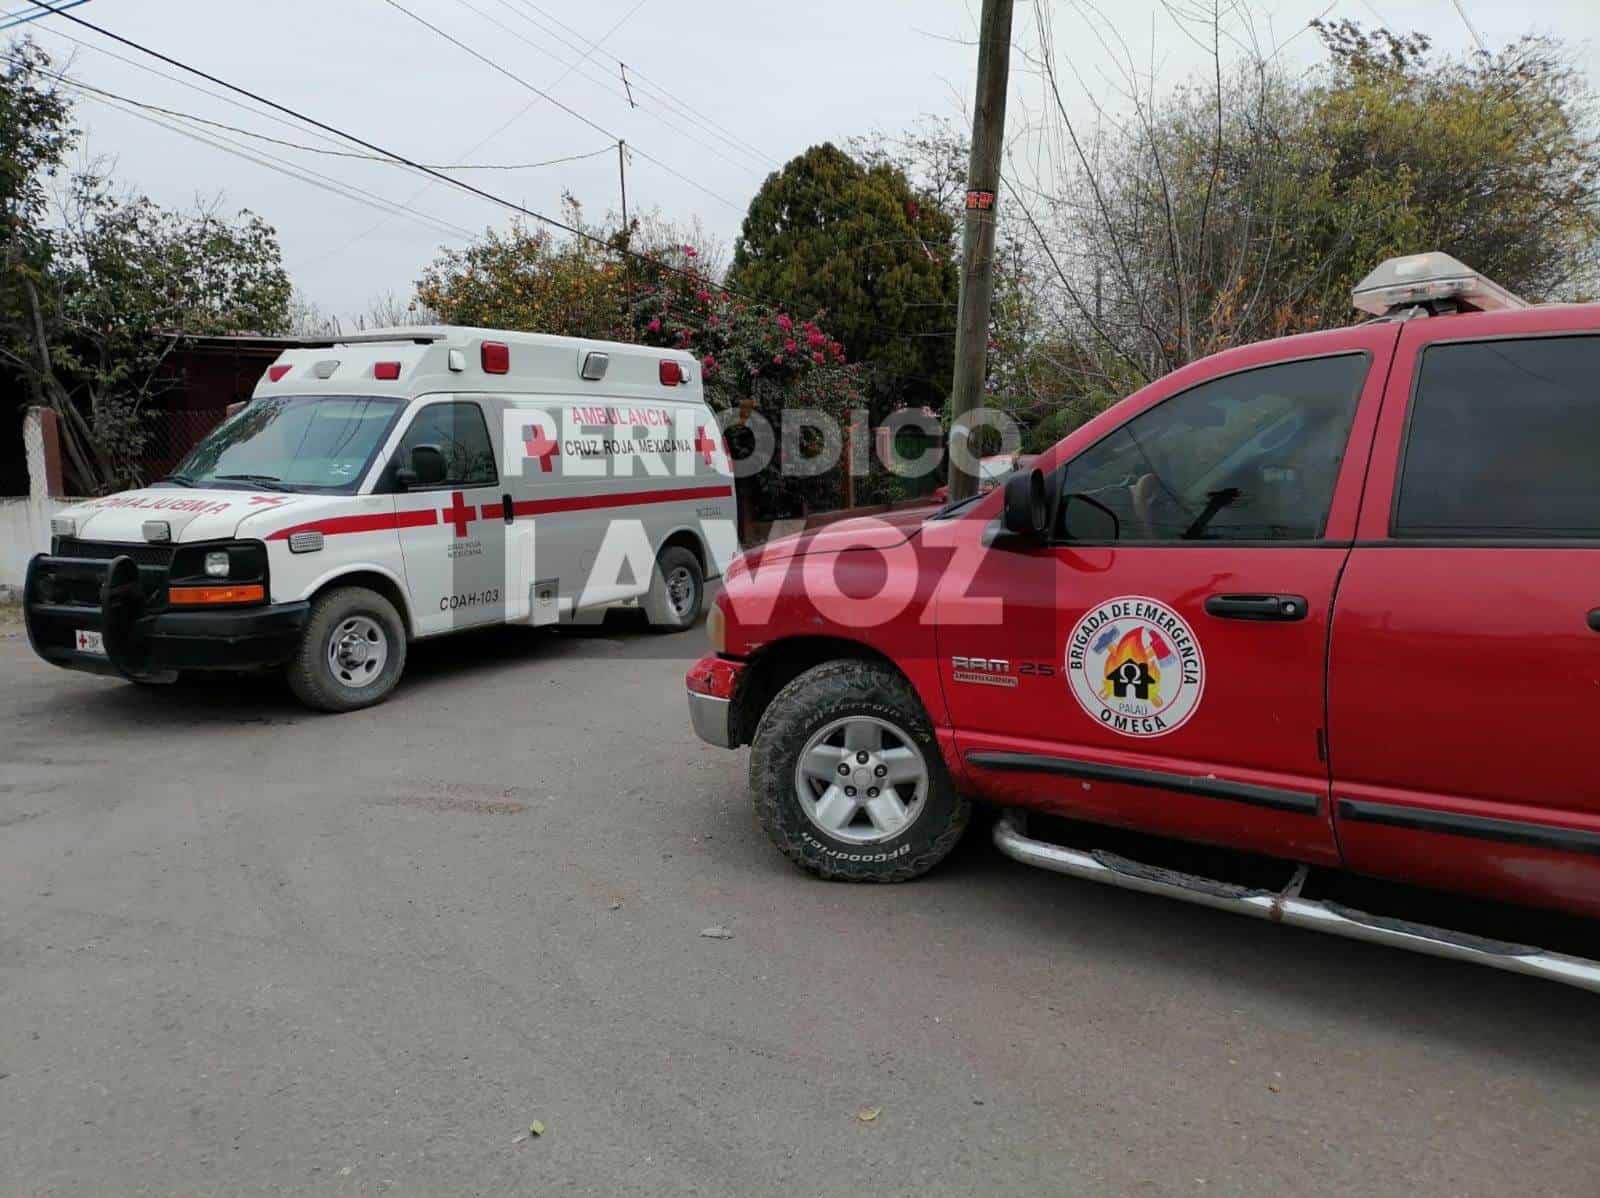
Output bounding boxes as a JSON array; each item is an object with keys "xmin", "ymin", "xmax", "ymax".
[
  {"xmin": 739, "ymin": 506, "xmax": 938, "ymax": 570},
  {"xmin": 59, "ymin": 487, "xmax": 317, "ymax": 543}
]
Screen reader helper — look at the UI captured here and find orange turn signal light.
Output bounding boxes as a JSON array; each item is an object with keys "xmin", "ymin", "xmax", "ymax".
[{"xmin": 168, "ymin": 584, "xmax": 265, "ymax": 606}]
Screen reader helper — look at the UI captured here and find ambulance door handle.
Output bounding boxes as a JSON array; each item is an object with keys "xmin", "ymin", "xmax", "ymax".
[
  {"xmin": 1587, "ymin": 608, "xmax": 1600, "ymax": 633},
  {"xmin": 1204, "ymin": 593, "xmax": 1308, "ymax": 621},
  {"xmin": 501, "ymin": 494, "xmax": 513, "ymax": 524}
]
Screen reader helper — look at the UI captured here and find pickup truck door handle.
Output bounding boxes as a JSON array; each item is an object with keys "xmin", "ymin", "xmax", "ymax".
[{"xmin": 1204, "ymin": 593, "xmax": 1309, "ymax": 622}]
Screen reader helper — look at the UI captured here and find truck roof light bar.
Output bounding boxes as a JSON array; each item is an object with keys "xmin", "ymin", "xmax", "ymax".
[{"xmin": 1352, "ymin": 252, "xmax": 1529, "ymax": 318}]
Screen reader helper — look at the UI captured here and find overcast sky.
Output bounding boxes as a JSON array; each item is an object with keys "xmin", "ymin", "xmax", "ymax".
[{"xmin": 14, "ymin": 0, "xmax": 1599, "ymax": 321}]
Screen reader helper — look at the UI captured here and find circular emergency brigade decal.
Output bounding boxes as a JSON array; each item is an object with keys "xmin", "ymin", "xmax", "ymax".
[{"xmin": 1065, "ymin": 596, "xmax": 1205, "ymax": 738}]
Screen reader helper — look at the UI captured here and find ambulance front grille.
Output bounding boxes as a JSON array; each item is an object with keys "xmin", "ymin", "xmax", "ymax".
[{"xmin": 54, "ymin": 538, "xmax": 175, "ymax": 568}]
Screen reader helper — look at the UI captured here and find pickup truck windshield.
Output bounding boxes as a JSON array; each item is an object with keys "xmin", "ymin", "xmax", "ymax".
[{"xmin": 165, "ymin": 395, "xmax": 406, "ymax": 493}]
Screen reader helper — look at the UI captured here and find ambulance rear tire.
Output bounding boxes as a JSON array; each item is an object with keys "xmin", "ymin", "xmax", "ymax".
[
  {"xmin": 643, "ymin": 546, "xmax": 703, "ymax": 632},
  {"xmin": 286, "ymin": 586, "xmax": 408, "ymax": 712}
]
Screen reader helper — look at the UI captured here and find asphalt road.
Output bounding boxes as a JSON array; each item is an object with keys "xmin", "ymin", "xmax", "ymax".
[{"xmin": 2, "ymin": 611, "xmax": 1597, "ymax": 1197}]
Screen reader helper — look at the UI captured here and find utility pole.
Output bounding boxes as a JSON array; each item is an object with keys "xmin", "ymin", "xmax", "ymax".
[
  {"xmin": 946, "ymin": 0, "xmax": 1015, "ymax": 502},
  {"xmin": 617, "ymin": 139, "xmax": 629, "ymax": 244},
  {"xmin": 618, "ymin": 139, "xmax": 631, "ymax": 315}
]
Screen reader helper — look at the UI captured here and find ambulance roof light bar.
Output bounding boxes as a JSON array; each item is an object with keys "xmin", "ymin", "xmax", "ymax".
[
  {"xmin": 1352, "ymin": 252, "xmax": 1529, "ymax": 318},
  {"xmin": 292, "ymin": 331, "xmax": 447, "ymax": 348}
]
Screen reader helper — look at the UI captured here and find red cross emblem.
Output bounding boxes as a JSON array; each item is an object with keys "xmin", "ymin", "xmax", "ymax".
[
  {"xmin": 440, "ymin": 491, "xmax": 475, "ymax": 538},
  {"xmin": 523, "ymin": 423, "xmax": 559, "ymax": 472},
  {"xmin": 249, "ymin": 495, "xmax": 289, "ymax": 507},
  {"xmin": 694, "ymin": 425, "xmax": 720, "ymax": 468}
]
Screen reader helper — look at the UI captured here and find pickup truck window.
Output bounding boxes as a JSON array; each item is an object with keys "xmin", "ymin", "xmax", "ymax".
[
  {"xmin": 1059, "ymin": 353, "xmax": 1367, "ymax": 542},
  {"xmin": 1396, "ymin": 336, "xmax": 1600, "ymax": 538}
]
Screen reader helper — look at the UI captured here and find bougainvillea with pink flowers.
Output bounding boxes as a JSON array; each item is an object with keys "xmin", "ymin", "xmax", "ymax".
[{"xmin": 415, "ymin": 207, "xmax": 869, "ymax": 516}]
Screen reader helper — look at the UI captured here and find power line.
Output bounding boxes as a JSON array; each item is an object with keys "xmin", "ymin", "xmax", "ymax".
[
  {"xmin": 21, "ymin": 1, "xmax": 739, "ymax": 290},
  {"xmin": 27, "ymin": 65, "xmax": 620, "ymax": 170},
  {"xmin": 319, "ymin": 0, "xmax": 651, "ymax": 267},
  {"xmin": 1448, "ymin": 0, "xmax": 1487, "ymax": 53},
  {"xmin": 0, "ymin": 0, "xmax": 82, "ymax": 30},
  {"xmin": 5, "ymin": 53, "xmax": 481, "ymax": 243},
  {"xmin": 377, "ymin": 0, "xmax": 742, "ymax": 211},
  {"xmin": 447, "ymin": 0, "xmax": 769, "ymax": 177},
  {"xmin": 482, "ymin": 0, "xmax": 778, "ymax": 172},
  {"xmin": 33, "ymin": 23, "xmax": 380, "ymax": 159},
  {"xmin": 1354, "ymin": 0, "xmax": 1390, "ymax": 29},
  {"xmin": 503, "ymin": 0, "xmax": 777, "ymax": 169},
  {"xmin": 73, "ymin": 88, "xmax": 478, "ymax": 242},
  {"xmin": 21, "ymin": 2, "xmax": 955, "ymax": 386}
]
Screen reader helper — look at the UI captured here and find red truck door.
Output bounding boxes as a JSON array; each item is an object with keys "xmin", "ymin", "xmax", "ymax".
[
  {"xmin": 1329, "ymin": 313, "xmax": 1600, "ymax": 919},
  {"xmin": 941, "ymin": 325, "xmax": 1398, "ymax": 866}
]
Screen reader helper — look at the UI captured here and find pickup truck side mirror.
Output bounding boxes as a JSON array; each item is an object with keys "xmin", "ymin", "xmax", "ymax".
[
  {"xmin": 1060, "ymin": 492, "xmax": 1121, "ymax": 542},
  {"xmin": 396, "ymin": 444, "xmax": 447, "ymax": 489},
  {"xmin": 1001, "ymin": 468, "xmax": 1050, "ymax": 539}
]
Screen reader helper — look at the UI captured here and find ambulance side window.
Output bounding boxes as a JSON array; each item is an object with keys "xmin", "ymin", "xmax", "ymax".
[{"xmin": 391, "ymin": 401, "xmax": 498, "ymax": 488}]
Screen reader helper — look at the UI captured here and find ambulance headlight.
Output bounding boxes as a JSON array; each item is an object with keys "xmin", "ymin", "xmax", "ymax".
[
  {"xmin": 51, "ymin": 516, "xmax": 77, "ymax": 538},
  {"xmin": 169, "ymin": 541, "xmax": 267, "ymax": 589}
]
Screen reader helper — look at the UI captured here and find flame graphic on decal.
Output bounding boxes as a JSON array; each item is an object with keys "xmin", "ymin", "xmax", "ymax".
[{"xmin": 1101, "ymin": 628, "xmax": 1163, "ymax": 707}]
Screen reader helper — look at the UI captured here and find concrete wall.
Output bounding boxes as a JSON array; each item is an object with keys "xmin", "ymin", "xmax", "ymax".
[
  {"xmin": 2, "ymin": 407, "xmax": 81, "ymax": 594},
  {"xmin": 0, "ymin": 494, "xmax": 80, "ymax": 592}
]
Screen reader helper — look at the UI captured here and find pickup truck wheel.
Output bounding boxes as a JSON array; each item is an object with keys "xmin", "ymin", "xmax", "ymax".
[
  {"xmin": 750, "ymin": 659, "xmax": 970, "ymax": 882},
  {"xmin": 643, "ymin": 546, "xmax": 703, "ymax": 631},
  {"xmin": 285, "ymin": 586, "xmax": 407, "ymax": 712}
]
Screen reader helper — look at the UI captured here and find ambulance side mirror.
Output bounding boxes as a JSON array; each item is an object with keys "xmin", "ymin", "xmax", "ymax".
[{"xmin": 397, "ymin": 444, "xmax": 447, "ymax": 489}]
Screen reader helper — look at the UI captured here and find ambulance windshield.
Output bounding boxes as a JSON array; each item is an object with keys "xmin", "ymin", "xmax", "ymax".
[{"xmin": 166, "ymin": 395, "xmax": 406, "ymax": 492}]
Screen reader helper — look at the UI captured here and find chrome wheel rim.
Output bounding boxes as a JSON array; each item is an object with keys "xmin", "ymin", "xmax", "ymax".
[
  {"xmin": 794, "ymin": 715, "xmax": 929, "ymax": 844},
  {"xmin": 327, "ymin": 615, "xmax": 388, "ymax": 689},
  {"xmin": 666, "ymin": 565, "xmax": 696, "ymax": 619}
]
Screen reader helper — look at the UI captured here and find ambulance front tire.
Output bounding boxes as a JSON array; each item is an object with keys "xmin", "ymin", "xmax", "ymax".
[
  {"xmin": 285, "ymin": 586, "xmax": 408, "ymax": 712},
  {"xmin": 643, "ymin": 546, "xmax": 704, "ymax": 632}
]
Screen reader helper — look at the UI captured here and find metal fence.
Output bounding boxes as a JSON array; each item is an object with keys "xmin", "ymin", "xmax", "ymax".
[{"xmin": 140, "ymin": 408, "xmax": 228, "ymax": 483}]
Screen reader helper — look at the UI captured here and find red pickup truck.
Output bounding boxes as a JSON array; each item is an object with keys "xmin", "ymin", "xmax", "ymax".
[{"xmin": 686, "ymin": 254, "xmax": 1600, "ymax": 990}]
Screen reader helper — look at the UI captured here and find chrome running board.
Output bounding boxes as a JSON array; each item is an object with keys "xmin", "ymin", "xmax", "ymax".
[{"xmin": 993, "ymin": 811, "xmax": 1600, "ymax": 995}]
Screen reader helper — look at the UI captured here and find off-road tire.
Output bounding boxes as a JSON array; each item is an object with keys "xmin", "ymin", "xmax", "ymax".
[
  {"xmin": 750, "ymin": 659, "xmax": 970, "ymax": 882},
  {"xmin": 285, "ymin": 586, "xmax": 407, "ymax": 712},
  {"xmin": 642, "ymin": 545, "xmax": 704, "ymax": 632}
]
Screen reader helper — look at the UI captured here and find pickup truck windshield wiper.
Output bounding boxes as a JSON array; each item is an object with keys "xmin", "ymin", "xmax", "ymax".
[
  {"xmin": 214, "ymin": 473, "xmax": 293, "ymax": 492},
  {"xmin": 159, "ymin": 475, "xmax": 197, "ymax": 488},
  {"xmin": 931, "ymin": 491, "xmax": 987, "ymax": 519}
]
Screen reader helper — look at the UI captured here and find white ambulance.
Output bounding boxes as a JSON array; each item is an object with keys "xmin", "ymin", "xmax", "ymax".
[{"xmin": 24, "ymin": 327, "xmax": 739, "ymax": 711}]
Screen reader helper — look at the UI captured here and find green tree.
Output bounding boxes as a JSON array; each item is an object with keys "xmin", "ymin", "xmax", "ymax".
[
  {"xmin": 42, "ymin": 176, "xmax": 292, "ymax": 486},
  {"xmin": 417, "ymin": 209, "xmax": 870, "ymax": 519},
  {"xmin": 416, "ymin": 200, "xmax": 629, "ymax": 342},
  {"xmin": 1307, "ymin": 21, "xmax": 1599, "ymax": 305},
  {"xmin": 1011, "ymin": 14, "xmax": 1600, "ymax": 410},
  {"xmin": 0, "ymin": 41, "xmax": 72, "ymax": 434},
  {"xmin": 1, "ymin": 42, "xmax": 292, "ymax": 493},
  {"xmin": 726, "ymin": 143, "xmax": 959, "ymax": 414}
]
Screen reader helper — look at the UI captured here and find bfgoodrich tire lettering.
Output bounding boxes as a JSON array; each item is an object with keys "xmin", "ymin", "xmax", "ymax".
[
  {"xmin": 750, "ymin": 659, "xmax": 970, "ymax": 882},
  {"xmin": 285, "ymin": 586, "xmax": 407, "ymax": 712}
]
